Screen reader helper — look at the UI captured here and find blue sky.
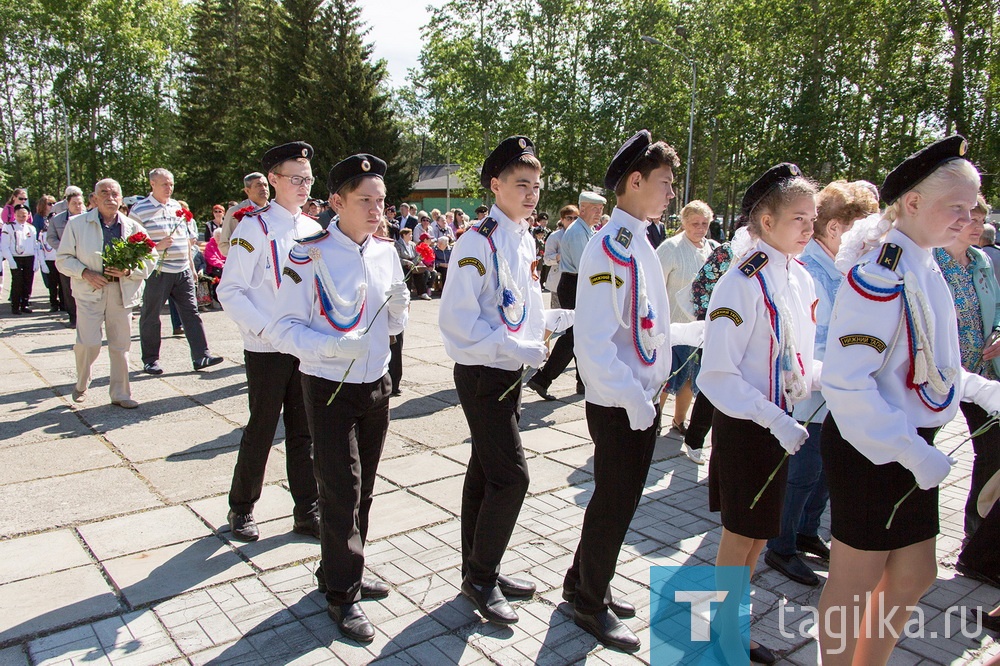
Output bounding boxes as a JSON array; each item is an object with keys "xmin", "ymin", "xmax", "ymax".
[{"xmin": 357, "ymin": 0, "xmax": 448, "ymax": 88}]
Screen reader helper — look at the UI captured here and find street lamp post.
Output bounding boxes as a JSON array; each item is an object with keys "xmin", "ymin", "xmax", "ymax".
[{"xmin": 641, "ymin": 35, "xmax": 696, "ymax": 206}]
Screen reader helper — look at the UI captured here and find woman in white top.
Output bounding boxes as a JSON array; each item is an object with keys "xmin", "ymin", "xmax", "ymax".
[
  {"xmin": 655, "ymin": 200, "xmax": 719, "ymax": 433},
  {"xmin": 818, "ymin": 136, "xmax": 1000, "ymax": 665},
  {"xmin": 699, "ymin": 163, "xmax": 819, "ymax": 665}
]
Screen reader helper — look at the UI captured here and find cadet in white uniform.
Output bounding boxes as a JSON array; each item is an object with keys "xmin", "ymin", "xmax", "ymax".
[
  {"xmin": 266, "ymin": 153, "xmax": 408, "ymax": 644},
  {"xmin": 2, "ymin": 204, "xmax": 41, "ymax": 313},
  {"xmin": 217, "ymin": 141, "xmax": 321, "ymax": 544},
  {"xmin": 439, "ymin": 136, "xmax": 572, "ymax": 626},
  {"xmin": 564, "ymin": 130, "xmax": 680, "ymax": 653},
  {"xmin": 699, "ymin": 163, "xmax": 819, "ymax": 666},
  {"xmin": 818, "ymin": 136, "xmax": 1000, "ymax": 666}
]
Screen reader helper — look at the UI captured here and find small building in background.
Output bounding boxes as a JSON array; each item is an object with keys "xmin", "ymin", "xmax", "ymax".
[{"xmin": 407, "ymin": 164, "xmax": 483, "ymax": 216}]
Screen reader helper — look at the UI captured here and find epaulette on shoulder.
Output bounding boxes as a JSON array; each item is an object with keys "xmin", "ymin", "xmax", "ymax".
[
  {"xmin": 876, "ymin": 242, "xmax": 902, "ymax": 273},
  {"xmin": 739, "ymin": 251, "xmax": 768, "ymax": 278},
  {"xmin": 295, "ymin": 229, "xmax": 328, "ymax": 245},
  {"xmin": 612, "ymin": 226, "xmax": 633, "ymax": 251},
  {"xmin": 476, "ymin": 217, "xmax": 498, "ymax": 239}
]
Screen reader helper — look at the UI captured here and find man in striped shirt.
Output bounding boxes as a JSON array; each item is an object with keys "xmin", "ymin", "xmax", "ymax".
[{"xmin": 130, "ymin": 168, "xmax": 223, "ymax": 374}]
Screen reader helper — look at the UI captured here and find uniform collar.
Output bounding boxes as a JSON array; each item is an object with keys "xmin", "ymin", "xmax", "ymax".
[
  {"xmin": 331, "ymin": 218, "xmax": 372, "ymax": 251},
  {"xmin": 489, "ymin": 205, "xmax": 529, "ymax": 236},
  {"xmin": 268, "ymin": 200, "xmax": 300, "ymax": 225},
  {"xmin": 608, "ymin": 207, "xmax": 647, "ymax": 237},
  {"xmin": 886, "ymin": 227, "xmax": 936, "ymax": 271},
  {"xmin": 146, "ymin": 195, "xmax": 178, "ymax": 210}
]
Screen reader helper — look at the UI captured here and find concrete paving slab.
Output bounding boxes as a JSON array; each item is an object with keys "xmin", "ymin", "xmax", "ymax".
[
  {"xmin": 407, "ymin": 474, "xmax": 465, "ymax": 516},
  {"xmin": 0, "ymin": 530, "xmax": 93, "ymax": 585},
  {"xmin": 229, "ymin": 516, "xmax": 320, "ymax": 570},
  {"xmin": 0, "ymin": 646, "xmax": 29, "ymax": 666},
  {"xmin": 366, "ymin": 490, "xmax": 451, "ymax": 542},
  {"xmin": 0, "ymin": 565, "xmax": 120, "ymax": 644},
  {"xmin": 28, "ymin": 610, "xmax": 181, "ymax": 666},
  {"xmin": 103, "ymin": 411, "xmax": 242, "ymax": 462},
  {"xmin": 188, "ymin": 484, "xmax": 295, "ymax": 533},
  {"xmin": 544, "ymin": 445, "xmax": 595, "ymax": 475},
  {"xmin": 0, "ymin": 436, "xmax": 121, "ymax": 486},
  {"xmin": 527, "ymin": 456, "xmax": 589, "ymax": 495},
  {"xmin": 377, "ymin": 451, "xmax": 465, "ymax": 487},
  {"xmin": 102, "ymin": 538, "xmax": 255, "ymax": 608},
  {"xmin": 134, "ymin": 447, "xmax": 283, "ymax": 503},
  {"xmin": 0, "ymin": 468, "xmax": 162, "ymax": 538},
  {"xmin": 520, "ymin": 427, "xmax": 590, "ymax": 454},
  {"xmin": 79, "ymin": 505, "xmax": 213, "ymax": 561},
  {"xmin": 0, "ymin": 403, "xmax": 92, "ymax": 448}
]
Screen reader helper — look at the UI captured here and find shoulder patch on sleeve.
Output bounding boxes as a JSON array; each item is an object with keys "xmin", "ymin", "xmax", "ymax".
[
  {"xmin": 839, "ymin": 334, "xmax": 887, "ymax": 353},
  {"xmin": 233, "ymin": 237, "xmax": 255, "ymax": 253},
  {"xmin": 877, "ymin": 243, "xmax": 902, "ymax": 272},
  {"xmin": 458, "ymin": 257, "xmax": 486, "ymax": 276},
  {"xmin": 476, "ymin": 217, "xmax": 498, "ymax": 239},
  {"xmin": 739, "ymin": 251, "xmax": 768, "ymax": 278},
  {"xmin": 709, "ymin": 307, "xmax": 743, "ymax": 326},
  {"xmin": 281, "ymin": 266, "xmax": 303, "ymax": 284},
  {"xmin": 295, "ymin": 230, "xmax": 329, "ymax": 245},
  {"xmin": 589, "ymin": 272, "xmax": 624, "ymax": 288}
]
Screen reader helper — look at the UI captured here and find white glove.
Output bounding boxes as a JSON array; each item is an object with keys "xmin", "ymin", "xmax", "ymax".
[
  {"xmin": 384, "ymin": 282, "xmax": 409, "ymax": 318},
  {"xmin": 508, "ymin": 338, "xmax": 547, "ymax": 368},
  {"xmin": 543, "ymin": 308, "xmax": 574, "ymax": 334},
  {"xmin": 628, "ymin": 399, "xmax": 657, "ymax": 431},
  {"xmin": 899, "ymin": 444, "xmax": 955, "ymax": 490},
  {"xmin": 768, "ymin": 414, "xmax": 809, "ymax": 455},
  {"xmin": 810, "ymin": 360, "xmax": 823, "ymax": 393},
  {"xmin": 670, "ymin": 320, "xmax": 705, "ymax": 348},
  {"xmin": 322, "ymin": 331, "xmax": 370, "ymax": 360}
]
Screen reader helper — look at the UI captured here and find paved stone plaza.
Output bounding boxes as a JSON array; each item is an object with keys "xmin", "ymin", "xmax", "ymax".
[{"xmin": 1, "ymin": 287, "xmax": 1000, "ymax": 666}]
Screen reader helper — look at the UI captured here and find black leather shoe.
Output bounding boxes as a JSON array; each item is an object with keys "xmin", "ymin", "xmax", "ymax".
[
  {"xmin": 765, "ymin": 550, "xmax": 819, "ymax": 586},
  {"xmin": 575, "ymin": 383, "xmax": 586, "ymax": 395},
  {"xmin": 796, "ymin": 534, "xmax": 831, "ymax": 560},
  {"xmin": 328, "ymin": 602, "xmax": 375, "ymax": 642},
  {"xmin": 750, "ymin": 641, "xmax": 777, "ymax": 664},
  {"xmin": 497, "ymin": 574, "xmax": 535, "ymax": 598},
  {"xmin": 315, "ymin": 573, "xmax": 389, "ymax": 600},
  {"xmin": 193, "ymin": 355, "xmax": 224, "ymax": 371},
  {"xmin": 526, "ymin": 378, "xmax": 557, "ymax": 401},
  {"xmin": 562, "ymin": 585, "xmax": 636, "ymax": 618},
  {"xmin": 956, "ymin": 559, "xmax": 1000, "ymax": 588},
  {"xmin": 573, "ymin": 608, "xmax": 640, "ymax": 652},
  {"xmin": 973, "ymin": 607, "xmax": 1000, "ymax": 633},
  {"xmin": 292, "ymin": 514, "xmax": 320, "ymax": 539},
  {"xmin": 227, "ymin": 511, "xmax": 259, "ymax": 542},
  {"xmin": 143, "ymin": 361, "xmax": 164, "ymax": 375},
  {"xmin": 461, "ymin": 578, "xmax": 518, "ymax": 624}
]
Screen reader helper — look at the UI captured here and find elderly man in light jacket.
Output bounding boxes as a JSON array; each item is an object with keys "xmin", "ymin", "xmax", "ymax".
[{"xmin": 56, "ymin": 178, "xmax": 157, "ymax": 408}]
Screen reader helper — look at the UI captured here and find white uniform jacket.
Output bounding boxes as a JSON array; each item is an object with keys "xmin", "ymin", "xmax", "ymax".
[
  {"xmin": 699, "ymin": 239, "xmax": 819, "ymax": 427},
  {"xmin": 218, "ymin": 202, "xmax": 321, "ymax": 353},
  {"xmin": 439, "ymin": 205, "xmax": 555, "ymax": 371},
  {"xmin": 822, "ymin": 228, "xmax": 995, "ymax": 465},
  {"xmin": 574, "ymin": 208, "xmax": 672, "ymax": 425},
  {"xmin": 265, "ymin": 222, "xmax": 408, "ymax": 382},
  {"xmin": 1, "ymin": 220, "xmax": 42, "ymax": 267}
]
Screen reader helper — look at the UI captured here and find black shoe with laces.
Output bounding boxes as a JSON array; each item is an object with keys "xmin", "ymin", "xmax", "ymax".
[
  {"xmin": 193, "ymin": 355, "xmax": 223, "ymax": 371},
  {"xmin": 227, "ymin": 510, "xmax": 259, "ymax": 542}
]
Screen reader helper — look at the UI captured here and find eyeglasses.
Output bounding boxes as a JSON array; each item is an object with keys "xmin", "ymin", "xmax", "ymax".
[
  {"xmin": 274, "ymin": 174, "xmax": 315, "ymax": 187},
  {"xmin": 16, "ymin": 197, "xmax": 26, "ymax": 201}
]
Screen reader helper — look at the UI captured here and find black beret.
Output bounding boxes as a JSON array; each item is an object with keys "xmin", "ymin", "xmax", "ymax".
[
  {"xmin": 12, "ymin": 203, "xmax": 29, "ymax": 212},
  {"xmin": 741, "ymin": 163, "xmax": 803, "ymax": 217},
  {"xmin": 604, "ymin": 130, "xmax": 652, "ymax": 190},
  {"xmin": 327, "ymin": 153, "xmax": 387, "ymax": 195},
  {"xmin": 475, "ymin": 205, "xmax": 489, "ymax": 214},
  {"xmin": 261, "ymin": 141, "xmax": 313, "ymax": 173},
  {"xmin": 881, "ymin": 135, "xmax": 968, "ymax": 205},
  {"xmin": 480, "ymin": 136, "xmax": 535, "ymax": 188}
]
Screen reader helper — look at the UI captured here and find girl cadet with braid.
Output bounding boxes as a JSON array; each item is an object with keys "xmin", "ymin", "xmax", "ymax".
[
  {"xmin": 818, "ymin": 136, "xmax": 1000, "ymax": 665},
  {"xmin": 698, "ymin": 163, "xmax": 820, "ymax": 665}
]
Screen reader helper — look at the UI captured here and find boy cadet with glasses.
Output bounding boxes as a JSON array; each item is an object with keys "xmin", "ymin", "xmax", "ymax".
[
  {"xmin": 267, "ymin": 153, "xmax": 409, "ymax": 643},
  {"xmin": 218, "ymin": 141, "xmax": 322, "ymax": 544}
]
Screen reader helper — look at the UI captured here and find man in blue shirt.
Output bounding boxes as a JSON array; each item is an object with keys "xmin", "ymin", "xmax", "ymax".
[{"xmin": 526, "ymin": 190, "xmax": 606, "ymax": 400}]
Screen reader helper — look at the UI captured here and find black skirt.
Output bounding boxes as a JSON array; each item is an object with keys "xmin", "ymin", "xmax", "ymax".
[
  {"xmin": 708, "ymin": 410, "xmax": 787, "ymax": 539},
  {"xmin": 821, "ymin": 414, "xmax": 939, "ymax": 551}
]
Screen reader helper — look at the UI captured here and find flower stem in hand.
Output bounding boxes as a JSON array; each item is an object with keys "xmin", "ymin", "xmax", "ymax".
[
  {"xmin": 749, "ymin": 400, "xmax": 827, "ymax": 510},
  {"xmin": 498, "ymin": 330, "xmax": 556, "ymax": 403},
  {"xmin": 885, "ymin": 411, "xmax": 1000, "ymax": 528},
  {"xmin": 327, "ymin": 267, "xmax": 415, "ymax": 406}
]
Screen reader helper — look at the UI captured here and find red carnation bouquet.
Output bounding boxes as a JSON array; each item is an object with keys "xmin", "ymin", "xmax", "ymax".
[
  {"xmin": 233, "ymin": 206, "xmax": 256, "ymax": 222},
  {"xmin": 103, "ymin": 232, "xmax": 156, "ymax": 272},
  {"xmin": 176, "ymin": 208, "xmax": 194, "ymax": 222},
  {"xmin": 415, "ymin": 241, "xmax": 435, "ymax": 267}
]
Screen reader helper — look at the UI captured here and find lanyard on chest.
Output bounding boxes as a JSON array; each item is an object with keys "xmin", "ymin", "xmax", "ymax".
[{"xmin": 475, "ymin": 219, "xmax": 527, "ymax": 332}]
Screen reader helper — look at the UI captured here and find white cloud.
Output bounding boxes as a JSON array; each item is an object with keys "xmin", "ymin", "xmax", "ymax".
[{"xmin": 357, "ymin": 0, "xmax": 449, "ymax": 88}]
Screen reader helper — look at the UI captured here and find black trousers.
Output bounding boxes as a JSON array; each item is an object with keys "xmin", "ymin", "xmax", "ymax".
[
  {"xmin": 42, "ymin": 260, "xmax": 63, "ymax": 309},
  {"xmin": 139, "ymin": 269, "xmax": 210, "ymax": 364},
  {"xmin": 565, "ymin": 401, "xmax": 660, "ymax": 614},
  {"xmin": 9, "ymin": 256, "xmax": 34, "ymax": 310},
  {"xmin": 57, "ymin": 269, "xmax": 76, "ymax": 323},
  {"xmin": 389, "ymin": 331, "xmax": 404, "ymax": 393},
  {"xmin": 961, "ymin": 401, "xmax": 1000, "ymax": 537},
  {"xmin": 454, "ymin": 363, "xmax": 530, "ymax": 585},
  {"xmin": 684, "ymin": 390, "xmax": 716, "ymax": 451},
  {"xmin": 303, "ymin": 372, "xmax": 390, "ymax": 605},
  {"xmin": 229, "ymin": 351, "xmax": 317, "ymax": 520},
  {"xmin": 960, "ymin": 500, "xmax": 1000, "ymax": 577},
  {"xmin": 532, "ymin": 272, "xmax": 579, "ymax": 390}
]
